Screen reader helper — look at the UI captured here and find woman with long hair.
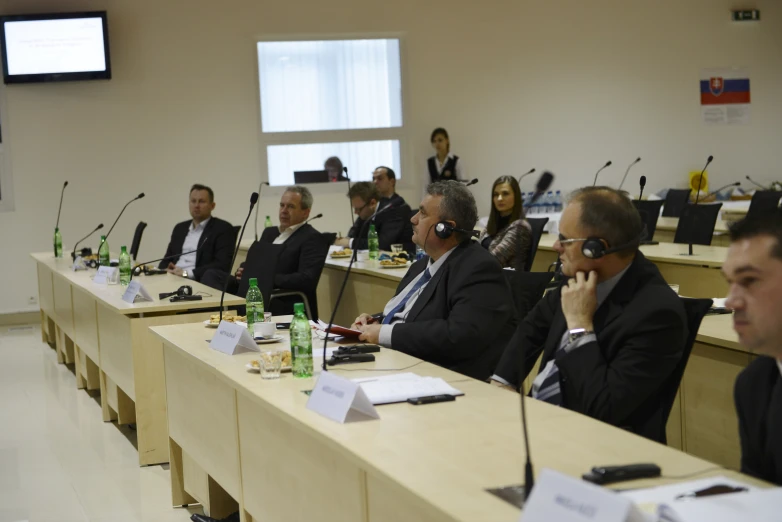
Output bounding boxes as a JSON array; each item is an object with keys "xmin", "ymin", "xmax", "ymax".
[
  {"xmin": 427, "ymin": 128, "xmax": 463, "ymax": 183},
  {"xmin": 479, "ymin": 175, "xmax": 532, "ymax": 269}
]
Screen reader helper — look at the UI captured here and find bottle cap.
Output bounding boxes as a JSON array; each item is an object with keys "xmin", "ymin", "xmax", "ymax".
[
  {"xmin": 55, "ymin": 227, "xmax": 59, "ymax": 232},
  {"xmin": 249, "ymin": 277, "xmax": 258, "ymax": 287},
  {"xmin": 121, "ymin": 246, "xmax": 127, "ymax": 252},
  {"xmin": 294, "ymin": 302, "xmax": 305, "ymax": 314},
  {"xmin": 100, "ymin": 235, "xmax": 106, "ymax": 241}
]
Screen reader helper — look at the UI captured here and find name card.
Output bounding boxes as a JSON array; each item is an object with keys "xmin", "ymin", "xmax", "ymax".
[
  {"xmin": 93, "ymin": 266, "xmax": 117, "ymax": 284},
  {"xmin": 306, "ymin": 371, "xmax": 380, "ymax": 424},
  {"xmin": 521, "ymin": 469, "xmax": 647, "ymax": 522},
  {"xmin": 209, "ymin": 321, "xmax": 259, "ymax": 355},
  {"xmin": 71, "ymin": 257, "xmax": 87, "ymax": 271},
  {"xmin": 121, "ymin": 280, "xmax": 154, "ymax": 304}
]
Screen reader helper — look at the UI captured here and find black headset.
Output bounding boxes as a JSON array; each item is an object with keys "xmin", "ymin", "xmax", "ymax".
[
  {"xmin": 434, "ymin": 221, "xmax": 479, "ymax": 240},
  {"xmin": 158, "ymin": 285, "xmax": 193, "ymax": 300},
  {"xmin": 579, "ymin": 225, "xmax": 648, "ymax": 259}
]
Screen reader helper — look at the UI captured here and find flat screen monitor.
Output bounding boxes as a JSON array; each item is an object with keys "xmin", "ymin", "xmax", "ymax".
[
  {"xmin": 0, "ymin": 11, "xmax": 111, "ymax": 84},
  {"xmin": 294, "ymin": 170, "xmax": 331, "ymax": 184}
]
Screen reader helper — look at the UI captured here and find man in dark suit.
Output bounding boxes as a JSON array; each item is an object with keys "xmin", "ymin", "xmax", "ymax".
[
  {"xmin": 372, "ymin": 166, "xmax": 405, "ymax": 211},
  {"xmin": 351, "ymin": 181, "xmax": 515, "ymax": 381},
  {"xmin": 201, "ymin": 186, "xmax": 326, "ymax": 318},
  {"xmin": 723, "ymin": 214, "xmax": 782, "ymax": 485},
  {"xmin": 492, "ymin": 187, "xmax": 687, "ymax": 442},
  {"xmin": 333, "ymin": 182, "xmax": 414, "ymax": 252},
  {"xmin": 160, "ymin": 184, "xmax": 235, "ymax": 282}
]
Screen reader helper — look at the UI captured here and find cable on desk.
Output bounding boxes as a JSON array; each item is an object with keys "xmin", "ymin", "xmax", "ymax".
[
  {"xmin": 661, "ymin": 466, "xmax": 725, "ymax": 480},
  {"xmin": 330, "ymin": 360, "xmax": 426, "ymax": 373}
]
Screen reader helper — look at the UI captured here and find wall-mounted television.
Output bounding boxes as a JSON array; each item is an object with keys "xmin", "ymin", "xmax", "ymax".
[{"xmin": 0, "ymin": 11, "xmax": 111, "ymax": 84}]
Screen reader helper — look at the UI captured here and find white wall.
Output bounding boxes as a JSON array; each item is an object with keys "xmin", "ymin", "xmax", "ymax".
[{"xmin": 1, "ymin": 0, "xmax": 780, "ymax": 314}]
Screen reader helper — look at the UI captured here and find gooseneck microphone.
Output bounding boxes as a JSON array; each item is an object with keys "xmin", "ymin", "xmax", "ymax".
[
  {"xmin": 344, "ymin": 167, "xmax": 354, "ymax": 226},
  {"xmin": 517, "ymin": 168, "xmax": 536, "ymax": 184},
  {"xmin": 689, "ymin": 155, "xmax": 714, "ymax": 256},
  {"xmin": 523, "ymin": 171, "xmax": 555, "ymax": 208},
  {"xmin": 253, "ymin": 181, "xmax": 270, "ymax": 241},
  {"xmin": 305, "ymin": 213, "xmax": 323, "ymax": 225},
  {"xmin": 219, "ymin": 192, "xmax": 259, "ymax": 321},
  {"xmin": 638, "ymin": 175, "xmax": 647, "ymax": 201},
  {"xmin": 592, "ymin": 161, "xmax": 612, "ymax": 186},
  {"xmin": 618, "ymin": 157, "xmax": 641, "ymax": 190},
  {"xmin": 129, "ymin": 244, "xmax": 204, "ymax": 281},
  {"xmin": 105, "ymin": 193, "xmax": 145, "ymax": 240},
  {"xmin": 461, "ymin": 178, "xmax": 479, "ymax": 187},
  {"xmin": 745, "ymin": 175, "xmax": 769, "ymax": 190},
  {"xmin": 55, "ymin": 181, "xmax": 68, "ymax": 229},
  {"xmin": 71, "ymin": 223, "xmax": 104, "ymax": 260},
  {"xmin": 706, "ymin": 181, "xmax": 740, "ymax": 200},
  {"xmin": 322, "ymin": 203, "xmax": 398, "ymax": 369}
]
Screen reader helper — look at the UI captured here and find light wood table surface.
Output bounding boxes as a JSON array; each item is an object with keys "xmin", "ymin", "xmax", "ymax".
[
  {"xmin": 31, "ymin": 252, "xmax": 244, "ymax": 466},
  {"xmin": 153, "ymin": 321, "xmax": 765, "ymax": 522}
]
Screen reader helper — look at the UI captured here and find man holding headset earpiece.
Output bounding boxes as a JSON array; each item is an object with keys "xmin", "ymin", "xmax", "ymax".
[
  {"xmin": 492, "ymin": 186, "xmax": 687, "ymax": 443},
  {"xmin": 351, "ymin": 180, "xmax": 515, "ymax": 381}
]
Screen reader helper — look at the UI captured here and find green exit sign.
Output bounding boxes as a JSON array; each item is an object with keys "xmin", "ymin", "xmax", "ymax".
[{"xmin": 732, "ymin": 10, "xmax": 760, "ymax": 21}]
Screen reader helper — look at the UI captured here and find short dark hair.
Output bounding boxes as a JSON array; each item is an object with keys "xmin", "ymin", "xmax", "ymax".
[
  {"xmin": 284, "ymin": 185, "xmax": 313, "ymax": 210},
  {"xmin": 324, "ymin": 156, "xmax": 343, "ymax": 171},
  {"xmin": 426, "ymin": 180, "xmax": 478, "ymax": 240},
  {"xmin": 568, "ymin": 186, "xmax": 643, "ymax": 258},
  {"xmin": 347, "ymin": 181, "xmax": 379, "ymax": 203},
  {"xmin": 190, "ymin": 184, "xmax": 214, "ymax": 202},
  {"xmin": 729, "ymin": 212, "xmax": 782, "ymax": 260},
  {"xmin": 375, "ymin": 166, "xmax": 396, "ymax": 180},
  {"xmin": 486, "ymin": 175, "xmax": 525, "ymax": 236},
  {"xmin": 430, "ymin": 127, "xmax": 449, "ymax": 144}
]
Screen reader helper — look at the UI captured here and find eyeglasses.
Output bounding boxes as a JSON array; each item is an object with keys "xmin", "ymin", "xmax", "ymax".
[{"xmin": 557, "ymin": 233, "xmax": 589, "ymax": 246}]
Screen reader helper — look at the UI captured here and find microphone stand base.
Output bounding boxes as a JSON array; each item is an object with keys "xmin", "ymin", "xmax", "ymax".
[{"xmin": 485, "ymin": 484, "xmax": 531, "ymax": 509}]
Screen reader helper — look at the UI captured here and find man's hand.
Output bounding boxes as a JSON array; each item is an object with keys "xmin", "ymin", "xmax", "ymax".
[
  {"xmin": 357, "ymin": 324, "xmax": 381, "ymax": 344},
  {"xmin": 235, "ymin": 267, "xmax": 244, "ymax": 281},
  {"xmin": 561, "ymin": 270, "xmax": 598, "ymax": 330},
  {"xmin": 167, "ymin": 262, "xmax": 176, "ymax": 270},
  {"xmin": 351, "ymin": 313, "xmax": 375, "ymax": 330},
  {"xmin": 167, "ymin": 266, "xmax": 185, "ymax": 277},
  {"xmin": 334, "ymin": 237, "xmax": 350, "ymax": 248}
]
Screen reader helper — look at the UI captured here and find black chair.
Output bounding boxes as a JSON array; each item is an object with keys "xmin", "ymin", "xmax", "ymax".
[
  {"xmin": 746, "ymin": 191, "xmax": 782, "ymax": 220},
  {"xmin": 632, "ymin": 200, "xmax": 664, "ymax": 243},
  {"xmin": 522, "ymin": 217, "xmax": 550, "ymax": 272},
  {"xmin": 321, "ymin": 232, "xmax": 337, "ymax": 247},
  {"xmin": 503, "ymin": 270, "xmax": 554, "ymax": 323},
  {"xmin": 130, "ymin": 221, "xmax": 147, "ymax": 261},
  {"xmin": 236, "ymin": 242, "xmax": 282, "ymax": 316},
  {"xmin": 650, "ymin": 297, "xmax": 713, "ymax": 444},
  {"xmin": 232, "ymin": 225, "xmax": 241, "ymax": 245},
  {"xmin": 662, "ymin": 189, "xmax": 692, "ymax": 218},
  {"xmin": 673, "ymin": 203, "xmax": 723, "ymax": 246}
]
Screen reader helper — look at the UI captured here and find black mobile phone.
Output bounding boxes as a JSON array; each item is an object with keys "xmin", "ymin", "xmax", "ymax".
[
  {"xmin": 407, "ymin": 395, "xmax": 456, "ymax": 405},
  {"xmin": 276, "ymin": 322, "xmax": 291, "ymax": 330},
  {"xmin": 169, "ymin": 295, "xmax": 203, "ymax": 302},
  {"xmin": 582, "ymin": 463, "xmax": 661, "ymax": 485}
]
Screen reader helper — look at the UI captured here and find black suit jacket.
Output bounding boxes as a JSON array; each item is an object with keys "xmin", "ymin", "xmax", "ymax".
[
  {"xmin": 735, "ymin": 356, "xmax": 782, "ymax": 485},
  {"xmin": 494, "ymin": 252, "xmax": 687, "ymax": 441},
  {"xmin": 159, "ymin": 217, "xmax": 235, "ymax": 281},
  {"xmin": 242, "ymin": 224, "xmax": 326, "ymax": 318},
  {"xmin": 348, "ymin": 196, "xmax": 415, "ymax": 252},
  {"xmin": 382, "ymin": 241, "xmax": 516, "ymax": 381}
]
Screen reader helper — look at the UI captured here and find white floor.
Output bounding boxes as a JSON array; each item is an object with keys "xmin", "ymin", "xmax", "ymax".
[{"xmin": 0, "ymin": 324, "xmax": 204, "ymax": 522}]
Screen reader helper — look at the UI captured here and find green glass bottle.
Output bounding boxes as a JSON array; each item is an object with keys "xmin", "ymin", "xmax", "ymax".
[
  {"xmin": 290, "ymin": 303, "xmax": 312, "ymax": 378},
  {"xmin": 98, "ymin": 235, "xmax": 110, "ymax": 267},
  {"xmin": 54, "ymin": 228, "xmax": 63, "ymax": 258},
  {"xmin": 119, "ymin": 246, "xmax": 131, "ymax": 286},
  {"xmin": 264, "ymin": 215, "xmax": 273, "ymax": 229},
  {"xmin": 245, "ymin": 278, "xmax": 264, "ymax": 334},
  {"xmin": 368, "ymin": 223, "xmax": 379, "ymax": 261}
]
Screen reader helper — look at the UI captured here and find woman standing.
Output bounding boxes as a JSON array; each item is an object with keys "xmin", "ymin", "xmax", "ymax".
[
  {"xmin": 427, "ymin": 128, "xmax": 463, "ymax": 183},
  {"xmin": 479, "ymin": 175, "xmax": 532, "ymax": 269}
]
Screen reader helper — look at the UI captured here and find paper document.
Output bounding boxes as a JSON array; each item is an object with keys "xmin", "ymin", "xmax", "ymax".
[
  {"xmin": 352, "ymin": 373, "xmax": 463, "ymax": 405},
  {"xmin": 711, "ymin": 298, "xmax": 728, "ymax": 309},
  {"xmin": 620, "ymin": 475, "xmax": 759, "ymax": 507}
]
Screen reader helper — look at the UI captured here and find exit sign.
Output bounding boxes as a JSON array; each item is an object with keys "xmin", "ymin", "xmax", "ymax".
[{"xmin": 732, "ymin": 10, "xmax": 760, "ymax": 21}]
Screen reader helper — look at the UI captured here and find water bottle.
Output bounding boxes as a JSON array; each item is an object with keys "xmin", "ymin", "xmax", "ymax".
[
  {"xmin": 54, "ymin": 227, "xmax": 63, "ymax": 258},
  {"xmin": 554, "ymin": 190, "xmax": 563, "ymax": 212},
  {"xmin": 290, "ymin": 302, "xmax": 313, "ymax": 378},
  {"xmin": 416, "ymin": 245, "xmax": 426, "ymax": 261},
  {"xmin": 245, "ymin": 277, "xmax": 264, "ymax": 334},
  {"xmin": 544, "ymin": 191, "xmax": 554, "ymax": 214},
  {"xmin": 264, "ymin": 215, "xmax": 273, "ymax": 228},
  {"xmin": 98, "ymin": 235, "xmax": 110, "ymax": 267},
  {"xmin": 368, "ymin": 223, "xmax": 379, "ymax": 261},
  {"xmin": 119, "ymin": 246, "xmax": 131, "ymax": 286}
]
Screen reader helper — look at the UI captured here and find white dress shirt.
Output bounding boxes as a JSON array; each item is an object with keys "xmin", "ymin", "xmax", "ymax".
[
  {"xmin": 177, "ymin": 217, "xmax": 210, "ymax": 279},
  {"xmin": 377, "ymin": 246, "xmax": 457, "ymax": 347},
  {"xmin": 777, "ymin": 359, "xmax": 782, "ymax": 378},
  {"xmin": 273, "ymin": 222, "xmax": 305, "ymax": 245},
  {"xmin": 433, "ymin": 152, "xmax": 464, "ymax": 181}
]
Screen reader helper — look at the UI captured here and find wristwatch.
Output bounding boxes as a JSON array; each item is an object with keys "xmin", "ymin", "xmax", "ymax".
[
  {"xmin": 567, "ymin": 328, "xmax": 594, "ymax": 344},
  {"xmin": 182, "ymin": 270, "xmax": 188, "ymax": 279}
]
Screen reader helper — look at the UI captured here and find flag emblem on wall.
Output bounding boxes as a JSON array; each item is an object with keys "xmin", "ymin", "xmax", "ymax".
[{"xmin": 700, "ymin": 76, "xmax": 750, "ymax": 105}]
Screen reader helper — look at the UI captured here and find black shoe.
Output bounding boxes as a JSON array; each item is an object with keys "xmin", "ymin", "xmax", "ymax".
[{"xmin": 191, "ymin": 515, "xmax": 219, "ymax": 522}]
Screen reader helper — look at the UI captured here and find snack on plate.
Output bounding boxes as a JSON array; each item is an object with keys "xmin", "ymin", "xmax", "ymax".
[
  {"xmin": 331, "ymin": 247, "xmax": 352, "ymax": 257},
  {"xmin": 209, "ymin": 314, "xmax": 246, "ymax": 325},
  {"xmin": 380, "ymin": 257, "xmax": 408, "ymax": 266},
  {"xmin": 253, "ymin": 350, "xmax": 292, "ymax": 368}
]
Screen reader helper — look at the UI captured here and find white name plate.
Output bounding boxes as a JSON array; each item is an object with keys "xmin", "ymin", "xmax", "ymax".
[
  {"xmin": 209, "ymin": 321, "xmax": 259, "ymax": 355},
  {"xmin": 521, "ymin": 468, "xmax": 647, "ymax": 522},
  {"xmin": 121, "ymin": 280, "xmax": 154, "ymax": 304},
  {"xmin": 306, "ymin": 371, "xmax": 380, "ymax": 424},
  {"xmin": 93, "ymin": 266, "xmax": 117, "ymax": 284}
]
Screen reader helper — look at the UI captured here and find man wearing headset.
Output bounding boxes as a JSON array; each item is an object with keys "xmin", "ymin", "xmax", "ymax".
[
  {"xmin": 352, "ymin": 180, "xmax": 515, "ymax": 380},
  {"xmin": 492, "ymin": 186, "xmax": 687, "ymax": 443}
]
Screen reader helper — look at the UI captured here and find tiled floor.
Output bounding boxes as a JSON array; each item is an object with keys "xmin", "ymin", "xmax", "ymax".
[{"xmin": 0, "ymin": 324, "xmax": 204, "ymax": 522}]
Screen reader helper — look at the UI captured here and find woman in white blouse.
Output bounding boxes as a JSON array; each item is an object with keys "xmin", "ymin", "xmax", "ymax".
[{"xmin": 427, "ymin": 128, "xmax": 463, "ymax": 183}]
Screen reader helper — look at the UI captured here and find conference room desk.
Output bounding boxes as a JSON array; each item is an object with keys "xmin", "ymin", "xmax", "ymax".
[
  {"xmin": 31, "ymin": 252, "xmax": 244, "ymax": 466},
  {"xmin": 530, "ymin": 236, "xmax": 729, "ymax": 299},
  {"xmin": 152, "ymin": 322, "xmax": 765, "ymax": 522},
  {"xmin": 654, "ymin": 217, "xmax": 730, "ymax": 246}
]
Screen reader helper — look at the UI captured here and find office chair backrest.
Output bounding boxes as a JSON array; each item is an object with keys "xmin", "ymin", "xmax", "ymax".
[
  {"xmin": 632, "ymin": 200, "xmax": 664, "ymax": 241},
  {"xmin": 321, "ymin": 232, "xmax": 338, "ymax": 247},
  {"xmin": 232, "ymin": 225, "xmax": 241, "ymax": 246},
  {"xmin": 237, "ymin": 241, "xmax": 282, "ymax": 315},
  {"xmin": 523, "ymin": 217, "xmax": 550, "ymax": 272},
  {"xmin": 503, "ymin": 270, "xmax": 554, "ymax": 323},
  {"xmin": 673, "ymin": 203, "xmax": 723, "ymax": 246},
  {"xmin": 130, "ymin": 221, "xmax": 147, "ymax": 261},
  {"xmin": 662, "ymin": 189, "xmax": 693, "ymax": 218},
  {"xmin": 653, "ymin": 297, "xmax": 713, "ymax": 444},
  {"xmin": 746, "ymin": 190, "xmax": 782, "ymax": 221}
]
